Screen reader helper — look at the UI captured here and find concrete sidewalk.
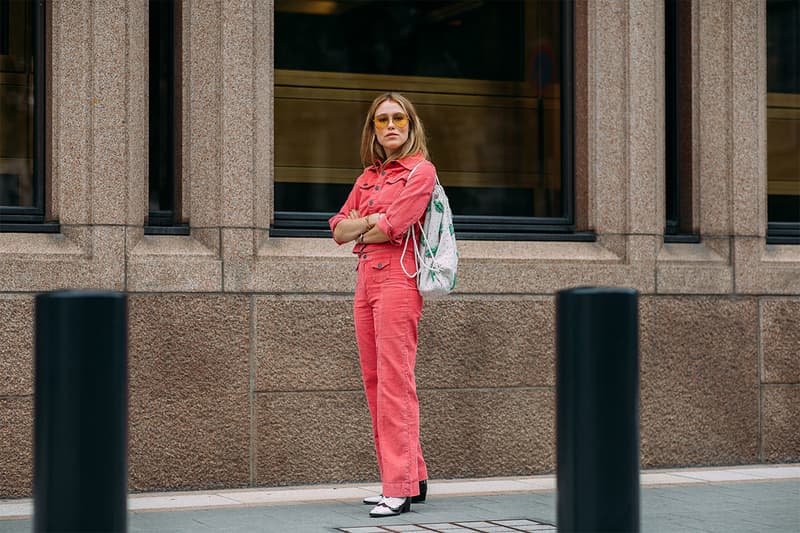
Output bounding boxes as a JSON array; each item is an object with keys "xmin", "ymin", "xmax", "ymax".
[{"xmin": 1, "ymin": 464, "xmax": 798, "ymax": 532}]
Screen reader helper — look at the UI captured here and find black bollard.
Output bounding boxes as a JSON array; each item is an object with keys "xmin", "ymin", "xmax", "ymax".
[
  {"xmin": 556, "ymin": 287, "xmax": 640, "ymax": 533},
  {"xmin": 34, "ymin": 291, "xmax": 128, "ymax": 533}
]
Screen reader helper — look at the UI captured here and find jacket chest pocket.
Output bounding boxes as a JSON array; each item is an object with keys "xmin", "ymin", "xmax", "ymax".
[{"xmin": 377, "ymin": 175, "xmax": 408, "ymax": 207}]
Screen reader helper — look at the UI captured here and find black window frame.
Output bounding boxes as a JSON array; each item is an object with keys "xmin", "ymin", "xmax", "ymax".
[
  {"xmin": 271, "ymin": 1, "xmax": 592, "ymax": 242},
  {"xmin": 0, "ymin": 0, "xmax": 58, "ymax": 233},
  {"xmin": 145, "ymin": 0, "xmax": 187, "ymax": 236}
]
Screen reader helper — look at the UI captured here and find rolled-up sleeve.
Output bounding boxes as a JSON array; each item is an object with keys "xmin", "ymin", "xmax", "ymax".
[
  {"xmin": 329, "ymin": 181, "xmax": 360, "ymax": 244},
  {"xmin": 376, "ymin": 162, "xmax": 436, "ymax": 244}
]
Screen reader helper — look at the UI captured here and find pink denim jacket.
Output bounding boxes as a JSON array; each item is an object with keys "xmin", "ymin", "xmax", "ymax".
[{"xmin": 329, "ymin": 153, "xmax": 436, "ymax": 252}]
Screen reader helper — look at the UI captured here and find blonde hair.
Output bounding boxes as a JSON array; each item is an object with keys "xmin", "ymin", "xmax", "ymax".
[{"xmin": 360, "ymin": 92, "xmax": 429, "ymax": 168}]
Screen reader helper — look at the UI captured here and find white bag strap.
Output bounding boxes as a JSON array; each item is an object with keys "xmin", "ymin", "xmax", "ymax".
[{"xmin": 400, "ymin": 162, "xmax": 427, "ymax": 278}]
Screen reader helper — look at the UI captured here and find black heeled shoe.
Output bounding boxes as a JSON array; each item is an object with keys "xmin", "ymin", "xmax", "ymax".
[
  {"xmin": 369, "ymin": 497, "xmax": 411, "ymax": 518},
  {"xmin": 411, "ymin": 479, "xmax": 427, "ymax": 503}
]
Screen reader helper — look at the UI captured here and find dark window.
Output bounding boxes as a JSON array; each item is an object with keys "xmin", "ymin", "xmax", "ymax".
[
  {"xmin": 273, "ymin": 0, "xmax": 585, "ymax": 241},
  {"xmin": 664, "ymin": 0, "xmax": 696, "ymax": 242},
  {"xmin": 0, "ymin": 0, "xmax": 54, "ymax": 232},
  {"xmin": 146, "ymin": 0, "xmax": 185, "ymax": 235},
  {"xmin": 767, "ymin": 0, "xmax": 800, "ymax": 243}
]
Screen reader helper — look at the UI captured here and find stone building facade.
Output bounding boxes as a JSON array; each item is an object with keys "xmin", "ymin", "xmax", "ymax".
[{"xmin": 0, "ymin": 0, "xmax": 798, "ymax": 498}]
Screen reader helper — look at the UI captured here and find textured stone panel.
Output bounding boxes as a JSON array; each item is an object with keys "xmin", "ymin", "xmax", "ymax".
[
  {"xmin": 639, "ymin": 297, "xmax": 759, "ymax": 467},
  {"xmin": 91, "ymin": 0, "xmax": 129, "ymax": 225},
  {"xmin": 187, "ymin": 0, "xmax": 222, "ymax": 227},
  {"xmin": 627, "ymin": 0, "xmax": 662, "ymax": 235},
  {"xmin": 256, "ymin": 388, "xmax": 553, "ymax": 487},
  {"xmin": 418, "ymin": 298, "xmax": 555, "ymax": 389},
  {"xmin": 730, "ymin": 0, "xmax": 765, "ymax": 236},
  {"xmin": 420, "ymin": 388, "xmax": 555, "ymax": 479},
  {"xmin": 256, "ymin": 391, "xmax": 376, "ymax": 486},
  {"xmin": 256, "ymin": 297, "xmax": 555, "ymax": 393},
  {"xmin": 0, "ymin": 227, "xmax": 125, "ymax": 291},
  {"xmin": 221, "ymin": 0, "xmax": 255, "ymax": 227},
  {"xmin": 255, "ymin": 297, "xmax": 361, "ymax": 392},
  {"xmin": 592, "ymin": 0, "xmax": 628, "ymax": 234},
  {"xmin": 53, "ymin": 0, "xmax": 92, "ymax": 224},
  {"xmin": 128, "ymin": 295, "xmax": 250, "ymax": 396},
  {"xmin": 697, "ymin": 0, "xmax": 732, "ymax": 235},
  {"xmin": 0, "ymin": 398, "xmax": 33, "ymax": 498},
  {"xmin": 734, "ymin": 238, "xmax": 800, "ymax": 295},
  {"xmin": 0, "ymin": 296, "xmax": 34, "ymax": 396},
  {"xmin": 254, "ymin": 1, "xmax": 273, "ymax": 230},
  {"xmin": 128, "ymin": 294, "xmax": 250, "ymax": 490},
  {"xmin": 129, "ymin": 393, "xmax": 249, "ymax": 491},
  {"xmin": 761, "ymin": 386, "xmax": 800, "ymax": 463},
  {"xmin": 761, "ymin": 299, "xmax": 800, "ymax": 384},
  {"xmin": 457, "ymin": 261, "xmax": 654, "ymax": 295},
  {"xmin": 126, "ymin": 0, "xmax": 147, "ymax": 226},
  {"xmin": 656, "ymin": 241, "xmax": 733, "ymax": 295},
  {"xmin": 127, "ymin": 256, "xmax": 223, "ymax": 292}
]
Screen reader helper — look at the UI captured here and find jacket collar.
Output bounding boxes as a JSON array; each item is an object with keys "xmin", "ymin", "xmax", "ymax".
[{"xmin": 371, "ymin": 153, "xmax": 425, "ymax": 172}]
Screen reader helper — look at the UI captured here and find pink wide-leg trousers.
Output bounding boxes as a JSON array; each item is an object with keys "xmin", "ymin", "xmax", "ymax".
[{"xmin": 354, "ymin": 247, "xmax": 428, "ymax": 497}]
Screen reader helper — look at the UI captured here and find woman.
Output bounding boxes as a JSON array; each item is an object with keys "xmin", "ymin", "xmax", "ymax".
[{"xmin": 329, "ymin": 92, "xmax": 435, "ymax": 518}]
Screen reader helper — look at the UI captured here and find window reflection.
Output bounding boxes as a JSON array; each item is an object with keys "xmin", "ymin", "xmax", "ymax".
[
  {"xmin": 274, "ymin": 0, "xmax": 564, "ymax": 222},
  {"xmin": 0, "ymin": 0, "xmax": 34, "ymax": 208},
  {"xmin": 767, "ymin": 0, "xmax": 800, "ymax": 225}
]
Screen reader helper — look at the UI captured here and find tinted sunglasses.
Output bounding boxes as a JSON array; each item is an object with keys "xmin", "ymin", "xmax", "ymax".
[{"xmin": 373, "ymin": 113, "xmax": 409, "ymax": 130}]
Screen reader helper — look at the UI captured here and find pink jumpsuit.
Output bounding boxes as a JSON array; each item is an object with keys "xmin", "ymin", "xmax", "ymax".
[{"xmin": 329, "ymin": 153, "xmax": 435, "ymax": 497}]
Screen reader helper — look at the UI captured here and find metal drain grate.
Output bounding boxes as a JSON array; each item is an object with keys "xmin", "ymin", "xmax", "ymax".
[{"xmin": 337, "ymin": 518, "xmax": 556, "ymax": 532}]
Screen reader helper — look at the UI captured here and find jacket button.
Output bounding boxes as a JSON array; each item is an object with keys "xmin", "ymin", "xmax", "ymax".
[
  {"xmin": 381, "ymin": 171, "xmax": 386, "ymax": 176},
  {"xmin": 375, "ymin": 185, "xmax": 380, "ymax": 191},
  {"xmin": 377, "ymin": 263, "xmax": 383, "ymax": 268},
  {"xmin": 369, "ymin": 200, "xmax": 374, "ymax": 205}
]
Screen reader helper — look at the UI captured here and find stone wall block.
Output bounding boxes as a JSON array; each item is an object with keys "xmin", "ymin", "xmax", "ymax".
[
  {"xmin": 187, "ymin": 0, "xmax": 222, "ymax": 227},
  {"xmin": 129, "ymin": 393, "xmax": 250, "ymax": 491},
  {"xmin": 731, "ymin": 0, "xmax": 765, "ymax": 236},
  {"xmin": 126, "ymin": 233, "xmax": 223, "ymax": 292},
  {"xmin": 127, "ymin": 0, "xmax": 147, "ymax": 226},
  {"xmin": 627, "ymin": 0, "xmax": 663, "ymax": 235},
  {"xmin": 696, "ymin": 0, "xmax": 732, "ymax": 235},
  {"xmin": 255, "ymin": 297, "xmax": 361, "ymax": 392},
  {"xmin": 91, "ymin": 0, "xmax": 129, "ymax": 224},
  {"xmin": 128, "ymin": 294, "xmax": 249, "ymax": 396},
  {"xmin": 418, "ymin": 298, "xmax": 555, "ymax": 389},
  {"xmin": 591, "ymin": 0, "xmax": 629, "ymax": 234},
  {"xmin": 420, "ymin": 388, "xmax": 555, "ymax": 479},
  {"xmin": 0, "ymin": 399, "xmax": 33, "ymax": 498},
  {"xmin": 0, "ymin": 296, "xmax": 34, "ymax": 397},
  {"xmin": 640, "ymin": 296, "xmax": 759, "ymax": 466},
  {"xmin": 256, "ymin": 392, "xmax": 376, "ymax": 486},
  {"xmin": 760, "ymin": 299, "xmax": 800, "ymax": 384},
  {"xmin": 733, "ymin": 237, "xmax": 800, "ymax": 295},
  {"xmin": 254, "ymin": 0, "xmax": 273, "ymax": 229},
  {"xmin": 656, "ymin": 240, "xmax": 733, "ymax": 294},
  {"xmin": 761, "ymin": 386, "xmax": 800, "ymax": 463},
  {"xmin": 53, "ymin": 0, "xmax": 92, "ymax": 225},
  {"xmin": 220, "ymin": 0, "xmax": 255, "ymax": 227},
  {"xmin": 127, "ymin": 294, "xmax": 251, "ymax": 490}
]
